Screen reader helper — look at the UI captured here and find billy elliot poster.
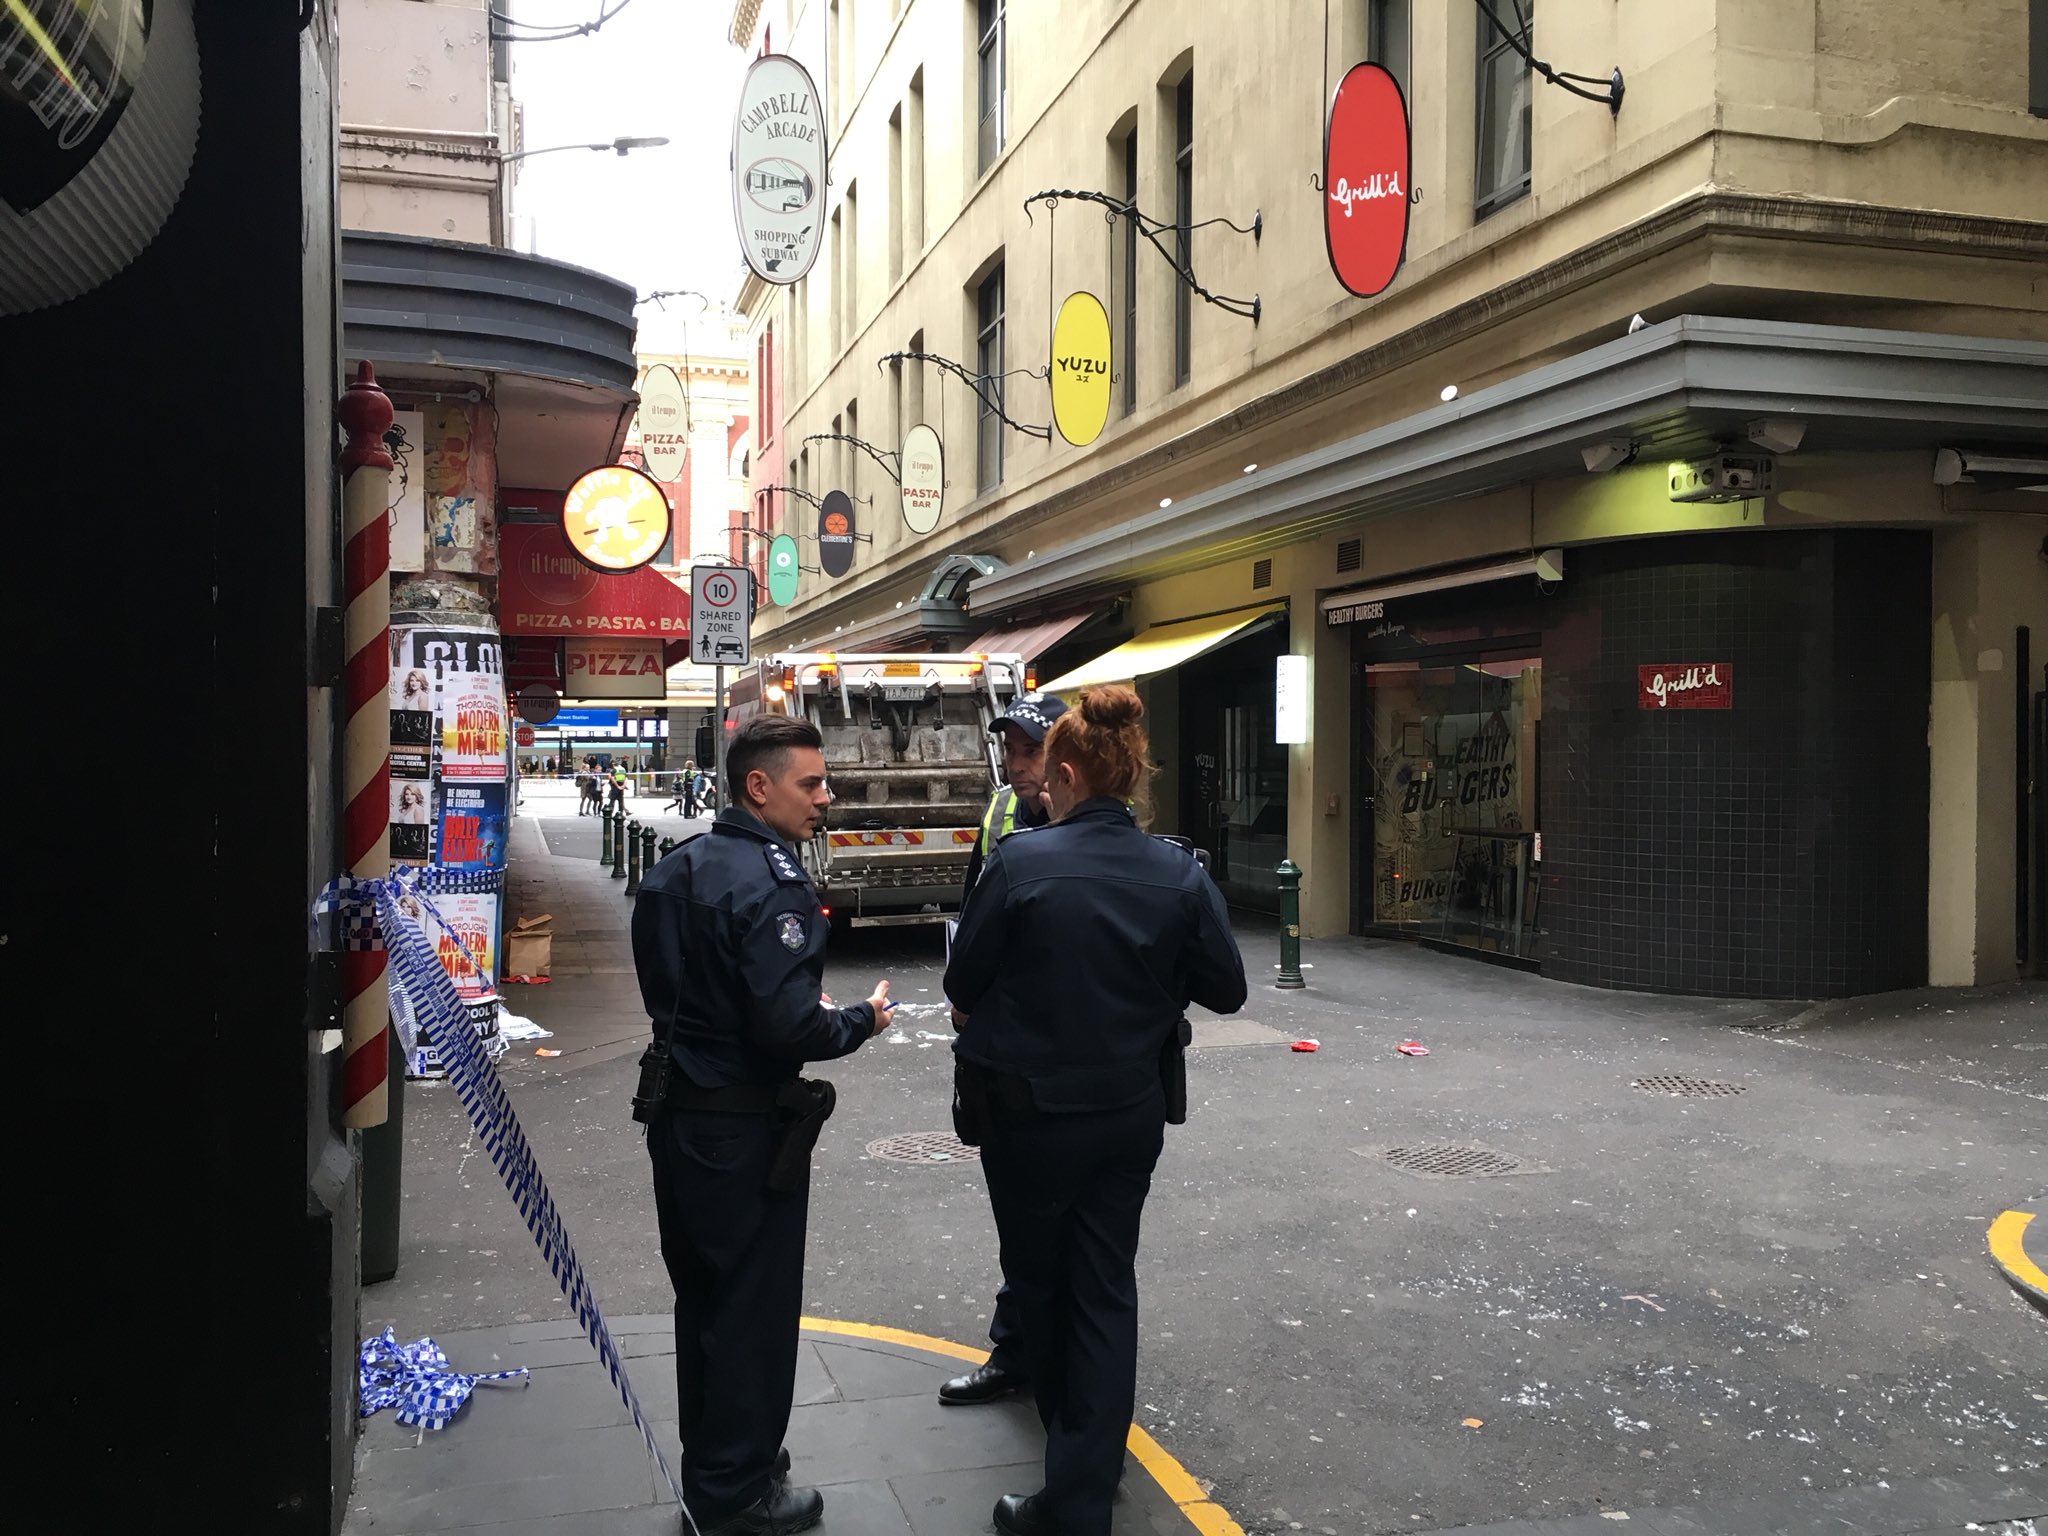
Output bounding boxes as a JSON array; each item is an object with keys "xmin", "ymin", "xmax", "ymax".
[{"xmin": 438, "ymin": 783, "xmax": 508, "ymax": 871}]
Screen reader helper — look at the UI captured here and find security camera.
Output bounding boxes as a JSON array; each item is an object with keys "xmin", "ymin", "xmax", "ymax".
[
  {"xmin": 1669, "ymin": 453, "xmax": 1776, "ymax": 504},
  {"xmin": 1934, "ymin": 448, "xmax": 2048, "ymax": 489},
  {"xmin": 1580, "ymin": 439, "xmax": 1638, "ymax": 474},
  {"xmin": 1627, "ymin": 313, "xmax": 1648, "ymax": 334}
]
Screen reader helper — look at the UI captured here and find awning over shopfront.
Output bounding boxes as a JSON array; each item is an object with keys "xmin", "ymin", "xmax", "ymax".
[
  {"xmin": 1047, "ymin": 606, "xmax": 1283, "ymax": 693},
  {"xmin": 1321, "ymin": 551, "xmax": 1563, "ymax": 625},
  {"xmin": 967, "ymin": 610, "xmax": 1094, "ymax": 662}
]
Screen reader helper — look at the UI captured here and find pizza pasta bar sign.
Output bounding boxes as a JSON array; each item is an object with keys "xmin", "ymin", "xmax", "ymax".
[
  {"xmin": 732, "ymin": 53, "xmax": 827, "ymax": 285},
  {"xmin": 1323, "ymin": 62, "xmax": 1410, "ymax": 300}
]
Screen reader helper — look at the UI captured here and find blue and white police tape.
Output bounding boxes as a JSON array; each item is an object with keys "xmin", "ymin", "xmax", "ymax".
[
  {"xmin": 315, "ymin": 865, "xmax": 686, "ymax": 1512},
  {"xmin": 359, "ymin": 1326, "xmax": 527, "ymax": 1431}
]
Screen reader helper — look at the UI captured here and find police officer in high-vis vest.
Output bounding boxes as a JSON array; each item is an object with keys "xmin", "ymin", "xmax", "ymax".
[
  {"xmin": 936, "ymin": 689, "xmax": 1067, "ymax": 1408},
  {"xmin": 631, "ymin": 713, "xmax": 896, "ymax": 1536}
]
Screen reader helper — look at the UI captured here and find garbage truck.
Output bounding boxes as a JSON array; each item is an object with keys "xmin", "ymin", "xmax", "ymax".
[{"xmin": 724, "ymin": 652, "xmax": 1031, "ymax": 926}]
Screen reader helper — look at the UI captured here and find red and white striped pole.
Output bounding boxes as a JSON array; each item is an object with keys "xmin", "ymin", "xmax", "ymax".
[{"xmin": 338, "ymin": 362, "xmax": 395, "ymax": 1129}]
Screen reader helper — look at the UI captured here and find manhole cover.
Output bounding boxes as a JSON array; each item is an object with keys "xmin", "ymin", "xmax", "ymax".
[
  {"xmin": 1634, "ymin": 1075, "xmax": 1746, "ymax": 1098},
  {"xmin": 1382, "ymin": 1144, "xmax": 1521, "ymax": 1178},
  {"xmin": 866, "ymin": 1130, "xmax": 981, "ymax": 1164}
]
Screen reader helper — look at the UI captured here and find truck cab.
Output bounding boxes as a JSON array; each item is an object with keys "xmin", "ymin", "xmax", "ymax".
[{"xmin": 726, "ymin": 652, "xmax": 1028, "ymax": 926}]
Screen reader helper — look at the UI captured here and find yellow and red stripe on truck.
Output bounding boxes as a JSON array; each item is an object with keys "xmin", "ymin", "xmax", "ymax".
[{"xmin": 827, "ymin": 831, "xmax": 927, "ymax": 847}]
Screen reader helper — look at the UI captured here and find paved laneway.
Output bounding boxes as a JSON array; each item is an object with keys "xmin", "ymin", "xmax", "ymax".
[{"xmin": 352, "ymin": 788, "xmax": 2047, "ymax": 1535}]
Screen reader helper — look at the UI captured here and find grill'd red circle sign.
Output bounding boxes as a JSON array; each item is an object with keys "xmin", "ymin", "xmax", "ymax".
[{"xmin": 1323, "ymin": 62, "xmax": 1411, "ymax": 300}]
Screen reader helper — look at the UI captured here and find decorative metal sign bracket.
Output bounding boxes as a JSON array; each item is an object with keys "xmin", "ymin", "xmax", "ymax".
[
  {"xmin": 1474, "ymin": 0, "xmax": 1623, "ymax": 114},
  {"xmin": 804, "ymin": 432, "xmax": 901, "ymax": 481},
  {"xmin": 877, "ymin": 350, "xmax": 1053, "ymax": 443},
  {"xmin": 1026, "ymin": 188, "xmax": 1262, "ymax": 325},
  {"xmin": 758, "ymin": 483, "xmax": 827, "ymax": 511}
]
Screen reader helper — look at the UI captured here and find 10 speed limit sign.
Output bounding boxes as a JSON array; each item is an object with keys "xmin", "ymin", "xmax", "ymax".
[{"xmin": 690, "ymin": 564, "xmax": 753, "ymax": 666}]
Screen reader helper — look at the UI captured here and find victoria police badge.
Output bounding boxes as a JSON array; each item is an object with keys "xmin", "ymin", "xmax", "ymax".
[{"xmin": 777, "ymin": 912, "xmax": 807, "ymax": 952}]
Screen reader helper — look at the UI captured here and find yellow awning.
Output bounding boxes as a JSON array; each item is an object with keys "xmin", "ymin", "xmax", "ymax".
[{"xmin": 1045, "ymin": 606, "xmax": 1282, "ymax": 693}]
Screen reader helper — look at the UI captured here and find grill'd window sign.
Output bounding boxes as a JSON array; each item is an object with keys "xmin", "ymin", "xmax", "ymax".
[
  {"xmin": 818, "ymin": 491, "xmax": 857, "ymax": 578},
  {"xmin": 1, "ymin": 0, "xmax": 202, "ymax": 316},
  {"xmin": 899, "ymin": 423, "xmax": 945, "ymax": 536},
  {"xmin": 1323, "ymin": 61, "xmax": 1411, "ymax": 300},
  {"xmin": 637, "ymin": 364, "xmax": 688, "ymax": 482},
  {"xmin": 732, "ymin": 53, "xmax": 827, "ymax": 284},
  {"xmin": 561, "ymin": 463, "xmax": 672, "ymax": 574},
  {"xmin": 1049, "ymin": 292, "xmax": 1112, "ymax": 448}
]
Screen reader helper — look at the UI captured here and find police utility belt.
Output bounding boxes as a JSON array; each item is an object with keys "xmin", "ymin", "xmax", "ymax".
[
  {"xmin": 951, "ymin": 1019, "xmax": 1192, "ymax": 1147},
  {"xmin": 632, "ymin": 1047, "xmax": 836, "ymax": 1194}
]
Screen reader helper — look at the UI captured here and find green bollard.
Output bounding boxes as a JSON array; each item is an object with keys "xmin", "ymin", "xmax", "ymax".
[
  {"xmin": 624, "ymin": 818, "xmax": 643, "ymax": 895},
  {"xmin": 1275, "ymin": 858, "xmax": 1305, "ymax": 989},
  {"xmin": 641, "ymin": 826, "xmax": 659, "ymax": 877},
  {"xmin": 658, "ymin": 836, "xmax": 679, "ymax": 860},
  {"xmin": 599, "ymin": 806, "xmax": 614, "ymax": 863},
  {"xmin": 612, "ymin": 817, "xmax": 630, "ymax": 879}
]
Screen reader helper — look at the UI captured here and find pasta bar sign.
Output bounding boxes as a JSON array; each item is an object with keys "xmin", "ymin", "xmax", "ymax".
[{"xmin": 1638, "ymin": 663, "xmax": 1733, "ymax": 710}]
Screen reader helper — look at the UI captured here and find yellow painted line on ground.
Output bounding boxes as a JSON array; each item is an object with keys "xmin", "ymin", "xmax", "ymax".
[
  {"xmin": 1987, "ymin": 1209, "xmax": 2047, "ymax": 1302},
  {"xmin": 800, "ymin": 1316, "xmax": 1245, "ymax": 1536}
]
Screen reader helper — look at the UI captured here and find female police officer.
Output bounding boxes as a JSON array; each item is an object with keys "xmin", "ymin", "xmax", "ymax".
[{"xmin": 944, "ymin": 685, "xmax": 1247, "ymax": 1536}]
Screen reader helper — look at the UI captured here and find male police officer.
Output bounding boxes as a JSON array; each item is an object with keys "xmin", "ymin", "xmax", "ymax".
[
  {"xmin": 936, "ymin": 690, "xmax": 1067, "ymax": 1409},
  {"xmin": 632, "ymin": 713, "xmax": 894, "ymax": 1536}
]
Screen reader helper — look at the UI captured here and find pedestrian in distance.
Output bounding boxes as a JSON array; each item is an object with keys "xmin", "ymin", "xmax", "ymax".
[
  {"xmin": 609, "ymin": 765, "xmax": 628, "ymax": 816},
  {"xmin": 683, "ymin": 758, "xmax": 701, "ymax": 819},
  {"xmin": 945, "ymin": 685, "xmax": 1247, "ymax": 1536},
  {"xmin": 937, "ymin": 689, "xmax": 1068, "ymax": 1409},
  {"xmin": 630, "ymin": 713, "xmax": 896, "ymax": 1536}
]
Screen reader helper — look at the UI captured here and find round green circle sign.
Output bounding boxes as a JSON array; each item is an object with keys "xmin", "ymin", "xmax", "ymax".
[{"xmin": 767, "ymin": 534, "xmax": 800, "ymax": 607}]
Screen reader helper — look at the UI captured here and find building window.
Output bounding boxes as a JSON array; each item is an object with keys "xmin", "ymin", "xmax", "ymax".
[
  {"xmin": 1371, "ymin": 0, "xmax": 1411, "ymax": 102},
  {"xmin": 845, "ymin": 399, "xmax": 860, "ymax": 501},
  {"xmin": 758, "ymin": 323, "xmax": 775, "ymax": 448},
  {"xmin": 1475, "ymin": 0, "xmax": 1532, "ymax": 216},
  {"xmin": 1119, "ymin": 123, "xmax": 1138, "ymax": 416},
  {"xmin": 1172, "ymin": 72, "xmax": 1193, "ymax": 388},
  {"xmin": 905, "ymin": 327, "xmax": 925, "ymax": 427},
  {"xmin": 976, "ymin": 0, "xmax": 1006, "ymax": 174},
  {"xmin": 975, "ymin": 265, "xmax": 1004, "ymax": 491},
  {"xmin": 843, "ymin": 181, "xmax": 859, "ymax": 339},
  {"xmin": 829, "ymin": 209, "xmax": 844, "ymax": 350},
  {"xmin": 888, "ymin": 104, "xmax": 905, "ymax": 286}
]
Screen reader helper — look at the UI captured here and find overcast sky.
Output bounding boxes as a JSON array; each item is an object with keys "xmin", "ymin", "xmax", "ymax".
[{"xmin": 507, "ymin": 1, "xmax": 751, "ymax": 333}]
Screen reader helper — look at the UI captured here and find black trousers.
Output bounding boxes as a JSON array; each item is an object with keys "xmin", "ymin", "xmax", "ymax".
[
  {"xmin": 985, "ymin": 1280, "xmax": 1024, "ymax": 1371},
  {"xmin": 980, "ymin": 1090, "xmax": 1165, "ymax": 1536},
  {"xmin": 648, "ymin": 1108, "xmax": 808, "ymax": 1521}
]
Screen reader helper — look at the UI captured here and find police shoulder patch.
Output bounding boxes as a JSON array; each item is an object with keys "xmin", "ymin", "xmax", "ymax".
[
  {"xmin": 776, "ymin": 911, "xmax": 808, "ymax": 952},
  {"xmin": 763, "ymin": 844, "xmax": 809, "ymax": 885}
]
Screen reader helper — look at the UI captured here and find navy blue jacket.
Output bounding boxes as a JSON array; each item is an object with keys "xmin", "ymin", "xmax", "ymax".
[
  {"xmin": 945, "ymin": 798, "xmax": 1247, "ymax": 1106},
  {"xmin": 632, "ymin": 807, "xmax": 875, "ymax": 1089}
]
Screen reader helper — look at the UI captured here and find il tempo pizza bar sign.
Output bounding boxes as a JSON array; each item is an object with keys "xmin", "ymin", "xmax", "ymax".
[{"xmin": 1638, "ymin": 663, "xmax": 1733, "ymax": 710}]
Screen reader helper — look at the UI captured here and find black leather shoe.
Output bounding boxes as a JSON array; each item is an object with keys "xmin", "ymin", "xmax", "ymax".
[
  {"xmin": 938, "ymin": 1361, "xmax": 1028, "ymax": 1406},
  {"xmin": 992, "ymin": 1493, "xmax": 1063, "ymax": 1536},
  {"xmin": 772, "ymin": 1446, "xmax": 791, "ymax": 1483},
  {"xmin": 700, "ymin": 1481, "xmax": 823, "ymax": 1536}
]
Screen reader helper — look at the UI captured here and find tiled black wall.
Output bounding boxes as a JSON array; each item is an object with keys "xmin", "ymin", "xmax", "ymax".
[{"xmin": 1540, "ymin": 531, "xmax": 1930, "ymax": 998}]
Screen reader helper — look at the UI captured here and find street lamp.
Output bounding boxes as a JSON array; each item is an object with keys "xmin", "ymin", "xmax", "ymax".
[{"xmin": 502, "ymin": 135, "xmax": 670, "ymax": 163}]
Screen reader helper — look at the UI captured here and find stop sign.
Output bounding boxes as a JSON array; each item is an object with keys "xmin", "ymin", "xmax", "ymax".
[{"xmin": 516, "ymin": 724, "xmax": 536, "ymax": 747}]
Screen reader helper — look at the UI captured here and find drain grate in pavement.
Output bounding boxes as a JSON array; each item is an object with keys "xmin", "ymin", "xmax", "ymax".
[
  {"xmin": 866, "ymin": 1130, "xmax": 981, "ymax": 1164},
  {"xmin": 1634, "ymin": 1074, "xmax": 1746, "ymax": 1098},
  {"xmin": 1380, "ymin": 1144, "xmax": 1521, "ymax": 1178}
]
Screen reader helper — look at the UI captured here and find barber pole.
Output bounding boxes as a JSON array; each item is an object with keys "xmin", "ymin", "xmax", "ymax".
[{"xmin": 339, "ymin": 363, "xmax": 395, "ymax": 1128}]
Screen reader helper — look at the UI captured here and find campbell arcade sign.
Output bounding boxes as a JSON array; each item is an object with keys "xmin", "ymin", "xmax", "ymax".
[{"xmin": 731, "ymin": 53, "xmax": 827, "ymax": 285}]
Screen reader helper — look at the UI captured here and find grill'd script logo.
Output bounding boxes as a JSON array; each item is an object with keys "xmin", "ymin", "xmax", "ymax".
[{"xmin": 1322, "ymin": 62, "xmax": 1411, "ymax": 300}]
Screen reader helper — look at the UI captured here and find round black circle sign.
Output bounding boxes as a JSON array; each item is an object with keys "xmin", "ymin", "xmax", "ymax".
[{"xmin": 818, "ymin": 491, "xmax": 856, "ymax": 579}]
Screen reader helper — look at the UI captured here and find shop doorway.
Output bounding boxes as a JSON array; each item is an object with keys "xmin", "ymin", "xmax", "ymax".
[
  {"xmin": 1356, "ymin": 651, "xmax": 1543, "ymax": 960},
  {"xmin": 1180, "ymin": 621, "xmax": 1290, "ymax": 913}
]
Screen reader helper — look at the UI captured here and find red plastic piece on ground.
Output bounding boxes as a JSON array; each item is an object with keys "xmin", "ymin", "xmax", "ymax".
[
  {"xmin": 1291, "ymin": 1039, "xmax": 1320, "ymax": 1052},
  {"xmin": 1396, "ymin": 1041, "xmax": 1429, "ymax": 1056},
  {"xmin": 502, "ymin": 974, "xmax": 552, "ymax": 985}
]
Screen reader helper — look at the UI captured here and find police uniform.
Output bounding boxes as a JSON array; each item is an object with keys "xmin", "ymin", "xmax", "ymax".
[
  {"xmin": 945, "ymin": 696, "xmax": 1062, "ymax": 1405},
  {"xmin": 631, "ymin": 807, "xmax": 879, "ymax": 1526},
  {"xmin": 945, "ymin": 797, "xmax": 1247, "ymax": 1536}
]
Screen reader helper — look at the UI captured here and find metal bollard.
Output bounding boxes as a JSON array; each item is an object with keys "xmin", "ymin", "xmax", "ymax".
[
  {"xmin": 599, "ymin": 806, "xmax": 614, "ymax": 863},
  {"xmin": 658, "ymin": 836, "xmax": 679, "ymax": 860},
  {"xmin": 624, "ymin": 819, "xmax": 643, "ymax": 895},
  {"xmin": 1275, "ymin": 858, "xmax": 1305, "ymax": 989},
  {"xmin": 612, "ymin": 817, "xmax": 631, "ymax": 879},
  {"xmin": 641, "ymin": 826, "xmax": 659, "ymax": 878}
]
